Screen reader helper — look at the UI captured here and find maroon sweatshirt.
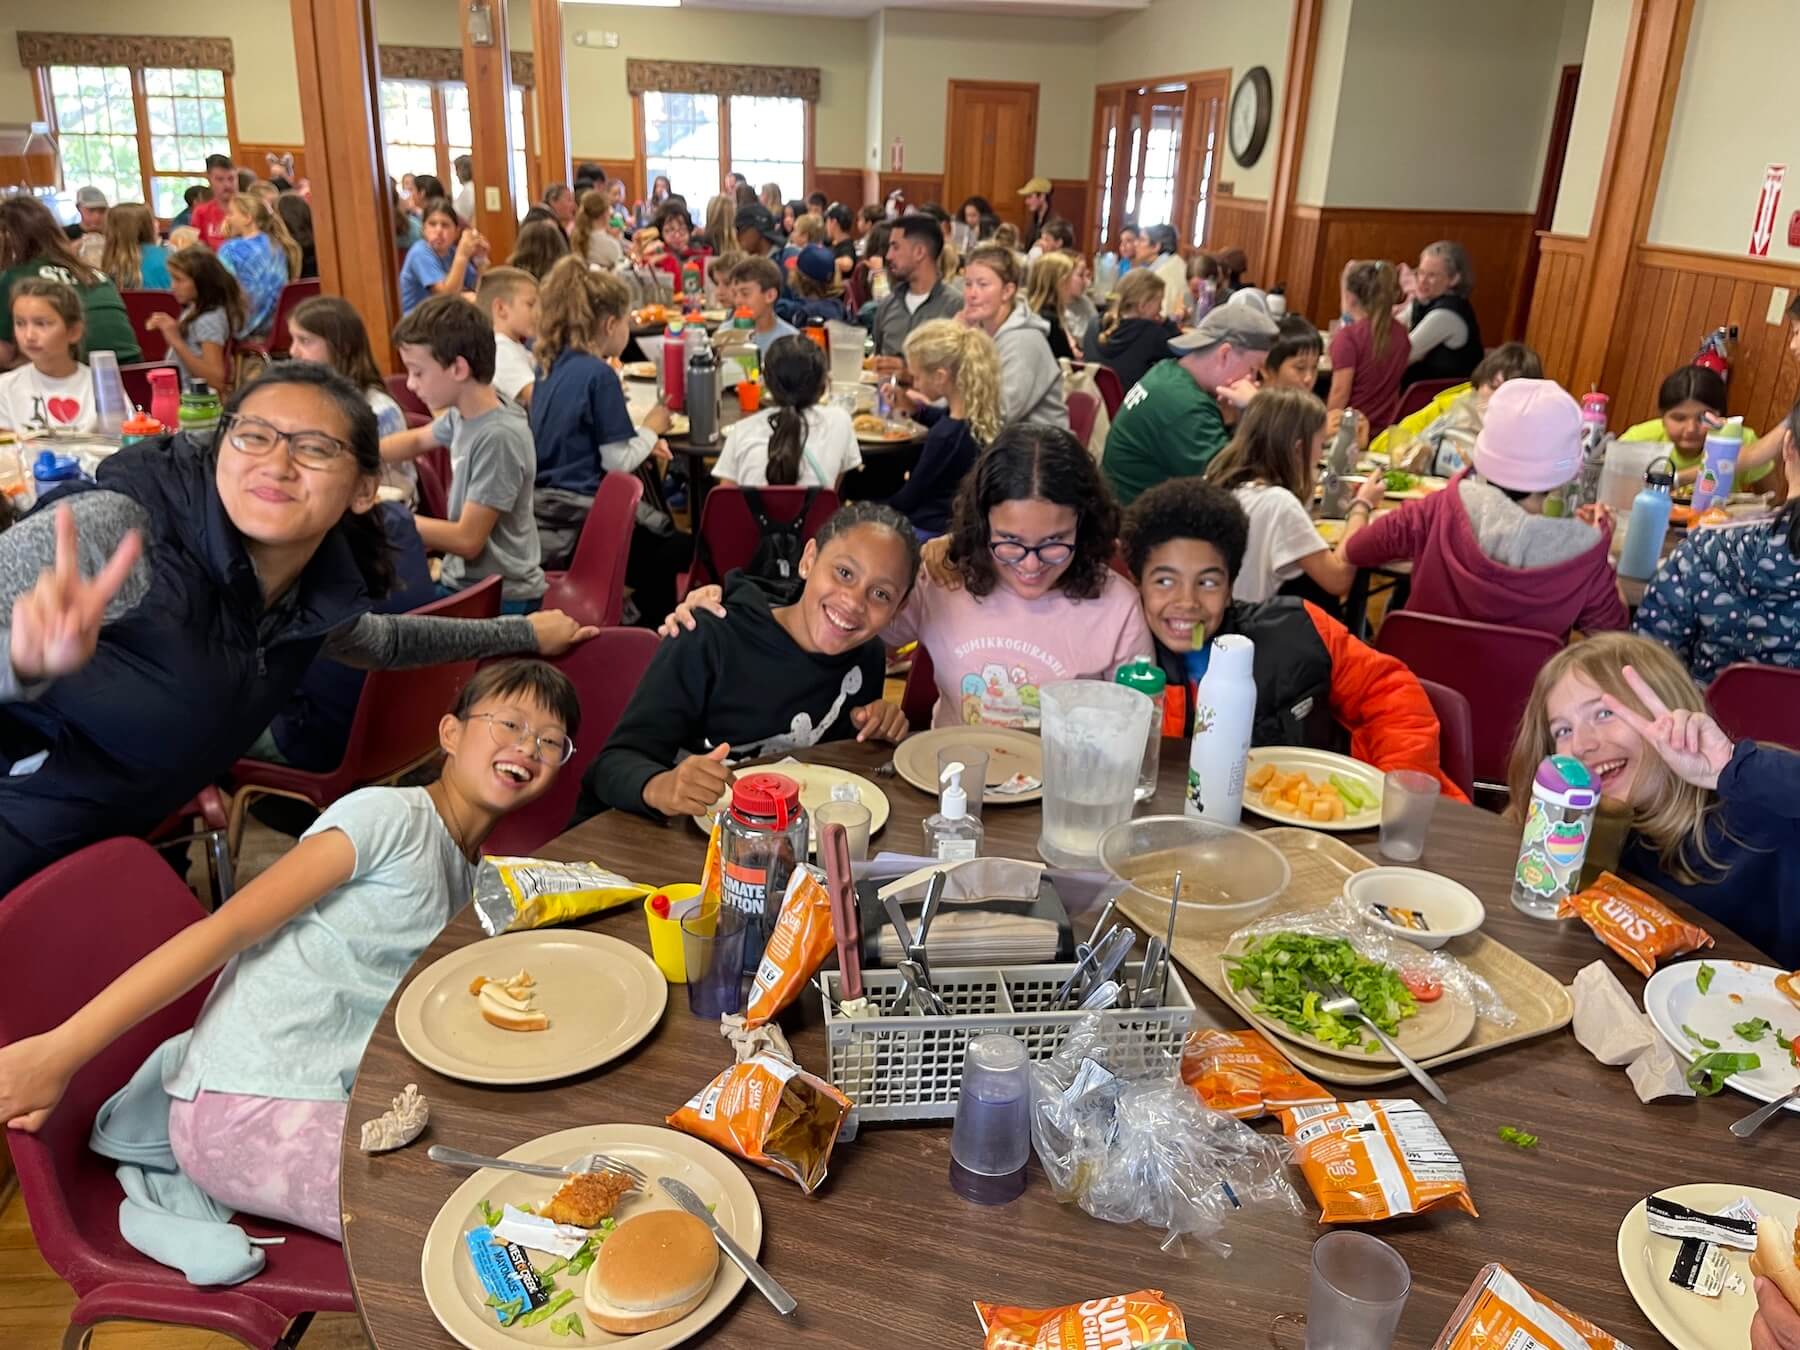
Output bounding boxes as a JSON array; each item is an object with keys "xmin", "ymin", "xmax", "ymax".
[{"xmin": 1343, "ymin": 470, "xmax": 1629, "ymax": 637}]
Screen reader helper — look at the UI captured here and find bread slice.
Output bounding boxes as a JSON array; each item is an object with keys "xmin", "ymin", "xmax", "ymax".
[{"xmin": 475, "ymin": 979, "xmax": 548, "ymax": 1032}]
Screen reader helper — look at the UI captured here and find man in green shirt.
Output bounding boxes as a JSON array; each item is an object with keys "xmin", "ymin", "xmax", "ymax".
[{"xmin": 1102, "ymin": 304, "xmax": 1278, "ymax": 506}]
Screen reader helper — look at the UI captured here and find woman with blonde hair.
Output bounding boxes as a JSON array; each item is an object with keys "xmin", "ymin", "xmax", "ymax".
[
  {"xmin": 219, "ymin": 193, "xmax": 300, "ymax": 336},
  {"xmin": 1506, "ymin": 631, "xmax": 1800, "ymax": 963},
  {"xmin": 570, "ymin": 188, "xmax": 622, "ymax": 269},
  {"xmin": 1092, "ymin": 268, "xmax": 1177, "ymax": 394},
  {"xmin": 959, "ymin": 242, "xmax": 1067, "ymax": 429},
  {"xmin": 702, "ymin": 193, "xmax": 741, "ymax": 267},
  {"xmin": 886, "ymin": 318, "xmax": 1002, "ymax": 535},
  {"xmin": 1205, "ymin": 386, "xmax": 1383, "ymax": 604},
  {"xmin": 1023, "ymin": 250, "xmax": 1079, "ymax": 364},
  {"xmin": 98, "ymin": 203, "xmax": 171, "ymax": 291}
]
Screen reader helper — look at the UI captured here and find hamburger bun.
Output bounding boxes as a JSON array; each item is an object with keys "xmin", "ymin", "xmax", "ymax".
[
  {"xmin": 1752, "ymin": 1216, "xmax": 1800, "ymax": 1309},
  {"xmin": 584, "ymin": 1210, "xmax": 718, "ymax": 1334}
]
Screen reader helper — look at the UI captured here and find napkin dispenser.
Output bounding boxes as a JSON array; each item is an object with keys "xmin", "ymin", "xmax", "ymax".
[{"xmin": 857, "ymin": 858, "xmax": 1074, "ymax": 968}]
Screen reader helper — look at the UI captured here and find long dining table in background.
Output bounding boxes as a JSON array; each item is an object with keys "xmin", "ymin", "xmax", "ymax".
[{"xmin": 339, "ymin": 739, "xmax": 1800, "ymax": 1348}]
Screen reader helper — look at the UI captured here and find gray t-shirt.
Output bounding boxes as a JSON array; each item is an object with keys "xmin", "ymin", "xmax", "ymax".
[
  {"xmin": 433, "ymin": 400, "xmax": 546, "ymax": 601},
  {"xmin": 171, "ymin": 307, "xmax": 230, "ymax": 389}
]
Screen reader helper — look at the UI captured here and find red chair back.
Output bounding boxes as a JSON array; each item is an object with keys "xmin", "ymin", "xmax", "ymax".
[
  {"xmin": 119, "ymin": 361, "xmax": 180, "ymax": 416},
  {"xmin": 1373, "ymin": 610, "xmax": 1563, "ymax": 789},
  {"xmin": 1394, "ymin": 378, "xmax": 1462, "ymax": 423},
  {"xmin": 683, "ymin": 485, "xmax": 840, "ymax": 594},
  {"xmin": 1068, "ymin": 390, "xmax": 1098, "ymax": 450},
  {"xmin": 416, "ymin": 444, "xmax": 452, "ymax": 519},
  {"xmin": 0, "ymin": 840, "xmax": 352, "ymax": 1345},
  {"xmin": 542, "ymin": 471, "xmax": 644, "ymax": 628},
  {"xmin": 239, "ymin": 278, "xmax": 321, "ymax": 357},
  {"xmin": 1416, "ymin": 677, "xmax": 1476, "ymax": 800},
  {"xmin": 385, "ymin": 372, "xmax": 432, "ymax": 422},
  {"xmin": 480, "ymin": 627, "xmax": 662, "ymax": 856},
  {"xmin": 121, "ymin": 289, "xmax": 180, "ymax": 362},
  {"xmin": 1707, "ymin": 662, "xmax": 1800, "ymax": 750},
  {"xmin": 901, "ymin": 645, "xmax": 938, "ymax": 731},
  {"xmin": 1092, "ymin": 364, "xmax": 1126, "ymax": 419}
]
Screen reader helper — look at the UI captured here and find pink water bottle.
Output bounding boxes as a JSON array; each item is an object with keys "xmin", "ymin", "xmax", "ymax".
[
  {"xmin": 661, "ymin": 320, "xmax": 687, "ymax": 412},
  {"xmin": 147, "ymin": 367, "xmax": 180, "ymax": 432}
]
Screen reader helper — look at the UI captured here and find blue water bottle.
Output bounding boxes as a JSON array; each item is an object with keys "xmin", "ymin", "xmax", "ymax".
[{"xmin": 1618, "ymin": 455, "xmax": 1675, "ymax": 581}]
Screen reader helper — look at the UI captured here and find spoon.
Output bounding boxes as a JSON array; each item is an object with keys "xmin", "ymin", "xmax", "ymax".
[{"xmin": 1730, "ymin": 1087, "xmax": 1800, "ymax": 1138}]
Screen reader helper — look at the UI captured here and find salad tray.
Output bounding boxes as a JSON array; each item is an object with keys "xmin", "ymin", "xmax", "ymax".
[{"xmin": 1113, "ymin": 828, "xmax": 1572, "ymax": 1086}]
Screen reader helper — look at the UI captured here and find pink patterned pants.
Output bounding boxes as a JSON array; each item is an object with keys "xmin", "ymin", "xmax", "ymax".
[{"xmin": 167, "ymin": 1090, "xmax": 348, "ymax": 1240}]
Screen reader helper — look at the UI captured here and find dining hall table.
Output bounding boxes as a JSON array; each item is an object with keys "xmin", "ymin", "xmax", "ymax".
[{"xmin": 340, "ymin": 738, "xmax": 1798, "ymax": 1349}]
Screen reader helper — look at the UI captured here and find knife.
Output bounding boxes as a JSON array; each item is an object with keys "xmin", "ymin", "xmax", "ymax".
[{"xmin": 659, "ymin": 1176, "xmax": 797, "ymax": 1316}]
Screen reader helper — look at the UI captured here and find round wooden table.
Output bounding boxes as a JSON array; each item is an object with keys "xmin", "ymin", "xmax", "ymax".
[{"xmin": 341, "ymin": 740, "xmax": 1799, "ymax": 1348}]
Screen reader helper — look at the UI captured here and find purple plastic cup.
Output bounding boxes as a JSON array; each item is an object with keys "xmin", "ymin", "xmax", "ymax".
[{"xmin": 682, "ymin": 904, "xmax": 748, "ymax": 1018}]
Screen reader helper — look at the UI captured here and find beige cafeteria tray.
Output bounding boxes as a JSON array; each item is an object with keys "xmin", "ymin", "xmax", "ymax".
[{"xmin": 1113, "ymin": 827, "xmax": 1572, "ymax": 1086}]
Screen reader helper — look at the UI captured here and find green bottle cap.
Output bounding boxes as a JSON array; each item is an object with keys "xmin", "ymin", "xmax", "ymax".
[{"xmin": 1114, "ymin": 659, "xmax": 1167, "ymax": 696}]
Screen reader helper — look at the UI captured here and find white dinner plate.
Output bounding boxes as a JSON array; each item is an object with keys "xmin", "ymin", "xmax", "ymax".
[
  {"xmin": 1240, "ymin": 746, "xmax": 1383, "ymax": 832},
  {"xmin": 1643, "ymin": 959, "xmax": 1800, "ymax": 1111}
]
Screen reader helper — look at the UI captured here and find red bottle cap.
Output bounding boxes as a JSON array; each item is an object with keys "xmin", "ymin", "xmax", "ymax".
[
  {"xmin": 729, "ymin": 772, "xmax": 802, "ymax": 829},
  {"xmin": 651, "ymin": 893, "xmax": 670, "ymax": 918}
]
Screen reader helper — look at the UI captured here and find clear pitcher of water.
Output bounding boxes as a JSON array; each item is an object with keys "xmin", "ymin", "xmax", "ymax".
[{"xmin": 1037, "ymin": 680, "xmax": 1151, "ymax": 867}]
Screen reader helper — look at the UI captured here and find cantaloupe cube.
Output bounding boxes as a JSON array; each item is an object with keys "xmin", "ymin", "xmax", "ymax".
[
  {"xmin": 1248, "ymin": 763, "xmax": 1276, "ymax": 790},
  {"xmin": 1310, "ymin": 800, "xmax": 1334, "ymax": 821}
]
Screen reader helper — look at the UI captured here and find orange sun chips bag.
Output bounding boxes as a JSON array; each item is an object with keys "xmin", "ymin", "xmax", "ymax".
[
  {"xmin": 1434, "ymin": 1263, "xmax": 1631, "ymax": 1350},
  {"xmin": 1181, "ymin": 1028, "xmax": 1335, "ymax": 1119},
  {"xmin": 745, "ymin": 865, "xmax": 836, "ymax": 1029},
  {"xmin": 1559, "ymin": 872, "xmax": 1712, "ymax": 977},
  {"xmin": 1280, "ymin": 1100, "xmax": 1477, "ymax": 1224},
  {"xmin": 666, "ymin": 1051, "xmax": 849, "ymax": 1194},
  {"xmin": 974, "ymin": 1290, "xmax": 1187, "ymax": 1350}
]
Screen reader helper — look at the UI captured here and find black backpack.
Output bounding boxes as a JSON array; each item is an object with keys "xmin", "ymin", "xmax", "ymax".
[{"xmin": 697, "ymin": 486, "xmax": 819, "ymax": 585}]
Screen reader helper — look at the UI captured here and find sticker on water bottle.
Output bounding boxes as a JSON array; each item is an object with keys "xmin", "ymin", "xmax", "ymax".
[{"xmin": 1514, "ymin": 797, "xmax": 1591, "ymax": 899}]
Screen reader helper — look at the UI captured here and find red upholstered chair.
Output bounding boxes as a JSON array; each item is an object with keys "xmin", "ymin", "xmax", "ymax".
[
  {"xmin": 384, "ymin": 372, "xmax": 431, "ymax": 423},
  {"xmin": 145, "ymin": 787, "xmax": 235, "ymax": 907},
  {"xmin": 1394, "ymin": 378, "xmax": 1462, "ymax": 423},
  {"xmin": 414, "ymin": 444, "xmax": 452, "ymax": 520},
  {"xmin": 224, "ymin": 575, "xmax": 502, "ymax": 855},
  {"xmin": 119, "ymin": 362, "xmax": 181, "ymax": 417},
  {"xmin": 1706, "ymin": 662, "xmax": 1800, "ymax": 750},
  {"xmin": 678, "ymin": 485, "xmax": 840, "ymax": 598},
  {"xmin": 1417, "ymin": 677, "xmax": 1476, "ymax": 801},
  {"xmin": 901, "ymin": 645, "xmax": 938, "ymax": 732},
  {"xmin": 480, "ymin": 626, "xmax": 662, "ymax": 856},
  {"xmin": 541, "ymin": 471, "xmax": 643, "ymax": 629},
  {"xmin": 121, "ymin": 290, "xmax": 181, "ymax": 362},
  {"xmin": 0, "ymin": 839, "xmax": 353, "ymax": 1350},
  {"xmin": 1092, "ymin": 364, "xmax": 1126, "ymax": 419},
  {"xmin": 1373, "ymin": 611, "xmax": 1563, "ymax": 791},
  {"xmin": 1068, "ymin": 390, "xmax": 1098, "ymax": 451},
  {"xmin": 236, "ymin": 279, "xmax": 320, "ymax": 364}
]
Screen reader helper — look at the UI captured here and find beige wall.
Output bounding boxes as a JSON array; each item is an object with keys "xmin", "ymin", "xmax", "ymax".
[
  {"xmin": 1648, "ymin": 0, "xmax": 1800, "ymax": 262},
  {"xmin": 1294, "ymin": 0, "xmax": 1351, "ymax": 206},
  {"xmin": 1550, "ymin": 0, "xmax": 1626, "ymax": 236},
  {"xmin": 864, "ymin": 14, "xmax": 885, "ymax": 172},
  {"xmin": 1094, "ymin": 0, "xmax": 1294, "ymax": 202}
]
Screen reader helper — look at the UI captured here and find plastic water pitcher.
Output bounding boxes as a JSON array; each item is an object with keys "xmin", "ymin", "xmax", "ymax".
[
  {"xmin": 89, "ymin": 350, "xmax": 128, "ymax": 436},
  {"xmin": 825, "ymin": 321, "xmax": 865, "ymax": 389},
  {"xmin": 1037, "ymin": 680, "xmax": 1152, "ymax": 868},
  {"xmin": 1618, "ymin": 456, "xmax": 1675, "ymax": 581},
  {"xmin": 1597, "ymin": 439, "xmax": 1664, "ymax": 515}
]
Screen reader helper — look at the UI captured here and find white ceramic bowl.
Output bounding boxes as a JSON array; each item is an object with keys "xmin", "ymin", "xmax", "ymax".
[{"xmin": 1345, "ymin": 867, "xmax": 1485, "ymax": 949}]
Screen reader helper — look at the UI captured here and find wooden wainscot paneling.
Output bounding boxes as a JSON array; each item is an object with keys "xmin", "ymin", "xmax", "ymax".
[
  {"xmin": 1600, "ymin": 244, "xmax": 1800, "ymax": 433},
  {"xmin": 1275, "ymin": 204, "xmax": 1322, "ymax": 319},
  {"xmin": 811, "ymin": 167, "xmax": 865, "ymax": 210},
  {"xmin": 238, "ymin": 143, "xmax": 307, "ymax": 182},
  {"xmin": 1049, "ymin": 178, "xmax": 1089, "ymax": 251},
  {"xmin": 1524, "ymin": 232, "xmax": 1589, "ymax": 389},
  {"xmin": 1208, "ymin": 193, "xmax": 1268, "ymax": 281},
  {"xmin": 878, "ymin": 173, "xmax": 945, "ymax": 210}
]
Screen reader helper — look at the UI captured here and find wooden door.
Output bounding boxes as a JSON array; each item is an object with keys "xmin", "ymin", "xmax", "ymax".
[
  {"xmin": 943, "ymin": 80, "xmax": 1039, "ymax": 227},
  {"xmin": 1090, "ymin": 87, "xmax": 1127, "ymax": 248},
  {"xmin": 1177, "ymin": 74, "xmax": 1228, "ymax": 250}
]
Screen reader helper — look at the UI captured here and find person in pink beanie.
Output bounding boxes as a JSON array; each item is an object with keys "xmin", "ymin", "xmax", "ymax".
[{"xmin": 1344, "ymin": 378, "xmax": 1628, "ymax": 637}]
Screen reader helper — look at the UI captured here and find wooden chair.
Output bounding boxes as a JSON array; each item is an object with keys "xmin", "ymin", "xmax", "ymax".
[
  {"xmin": 1417, "ymin": 677, "xmax": 1476, "ymax": 801},
  {"xmin": 0, "ymin": 839, "xmax": 354, "ymax": 1350},
  {"xmin": 1706, "ymin": 661, "xmax": 1800, "ymax": 750},
  {"xmin": 120, "ymin": 289, "xmax": 180, "ymax": 362},
  {"xmin": 479, "ymin": 627, "xmax": 662, "ymax": 857},
  {"xmin": 224, "ymin": 576, "xmax": 502, "ymax": 856},
  {"xmin": 541, "ymin": 471, "xmax": 643, "ymax": 629},
  {"xmin": 678, "ymin": 485, "xmax": 840, "ymax": 598}
]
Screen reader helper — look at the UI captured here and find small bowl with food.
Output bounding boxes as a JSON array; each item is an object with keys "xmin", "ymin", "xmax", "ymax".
[
  {"xmin": 1345, "ymin": 866, "xmax": 1485, "ymax": 950},
  {"xmin": 1098, "ymin": 815, "xmax": 1292, "ymax": 935}
]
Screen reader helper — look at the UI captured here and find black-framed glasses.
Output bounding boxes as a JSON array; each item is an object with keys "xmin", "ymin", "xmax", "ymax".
[
  {"xmin": 469, "ymin": 713, "xmax": 576, "ymax": 766},
  {"xmin": 224, "ymin": 414, "xmax": 353, "ymax": 471},
  {"xmin": 991, "ymin": 539, "xmax": 1075, "ymax": 567}
]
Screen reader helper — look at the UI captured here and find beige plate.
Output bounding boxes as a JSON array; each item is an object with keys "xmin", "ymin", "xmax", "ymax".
[
  {"xmin": 1384, "ymin": 474, "xmax": 1449, "ymax": 500},
  {"xmin": 1618, "ymin": 1183, "xmax": 1797, "ymax": 1350},
  {"xmin": 420, "ymin": 1123, "xmax": 761, "ymax": 1350},
  {"xmin": 853, "ymin": 419, "xmax": 921, "ymax": 444},
  {"xmin": 1242, "ymin": 746, "xmax": 1383, "ymax": 832},
  {"xmin": 622, "ymin": 361, "xmax": 657, "ymax": 381},
  {"xmin": 1219, "ymin": 932, "xmax": 1475, "ymax": 1062},
  {"xmin": 1114, "ymin": 828, "xmax": 1572, "ymax": 1086},
  {"xmin": 396, "ymin": 930, "xmax": 666, "ymax": 1086},
  {"xmin": 893, "ymin": 726, "xmax": 1044, "ymax": 805},
  {"xmin": 692, "ymin": 762, "xmax": 890, "ymax": 852}
]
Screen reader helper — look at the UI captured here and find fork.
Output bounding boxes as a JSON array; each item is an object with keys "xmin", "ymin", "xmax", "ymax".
[
  {"xmin": 429, "ymin": 1145, "xmax": 646, "ymax": 1185},
  {"xmin": 1307, "ymin": 978, "xmax": 1448, "ymax": 1105}
]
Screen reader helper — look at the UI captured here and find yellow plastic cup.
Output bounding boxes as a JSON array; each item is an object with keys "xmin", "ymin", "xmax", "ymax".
[{"xmin": 645, "ymin": 883, "xmax": 705, "ymax": 983}]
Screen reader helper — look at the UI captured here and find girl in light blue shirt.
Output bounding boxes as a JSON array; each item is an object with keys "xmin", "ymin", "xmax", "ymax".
[{"xmin": 400, "ymin": 199, "xmax": 487, "ymax": 314}]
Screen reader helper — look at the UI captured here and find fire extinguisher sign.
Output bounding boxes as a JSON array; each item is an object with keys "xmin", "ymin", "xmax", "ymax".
[{"xmin": 1749, "ymin": 163, "xmax": 1785, "ymax": 257}]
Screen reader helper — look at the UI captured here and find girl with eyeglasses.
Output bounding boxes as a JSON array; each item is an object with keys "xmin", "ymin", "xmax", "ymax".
[
  {"xmin": 0, "ymin": 363, "xmax": 597, "ymax": 893},
  {"xmin": 666, "ymin": 426, "xmax": 1151, "ymax": 732},
  {"xmin": 0, "ymin": 659, "xmax": 579, "ymax": 1248}
]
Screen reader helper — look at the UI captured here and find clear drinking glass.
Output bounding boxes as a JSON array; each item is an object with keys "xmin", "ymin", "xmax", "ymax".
[
  {"xmin": 1377, "ymin": 770, "xmax": 1441, "ymax": 862},
  {"xmin": 1037, "ymin": 680, "xmax": 1152, "ymax": 868},
  {"xmin": 937, "ymin": 745, "xmax": 990, "ymax": 821},
  {"xmin": 1303, "ymin": 1232, "xmax": 1411, "ymax": 1349},
  {"xmin": 682, "ymin": 902, "xmax": 748, "ymax": 1018},
  {"xmin": 812, "ymin": 800, "xmax": 872, "ymax": 862}
]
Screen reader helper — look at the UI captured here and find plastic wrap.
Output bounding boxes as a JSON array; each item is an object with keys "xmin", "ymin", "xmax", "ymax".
[
  {"xmin": 1029, "ymin": 1014, "xmax": 1303, "ymax": 1254},
  {"xmin": 1230, "ymin": 896, "xmax": 1516, "ymax": 1028}
]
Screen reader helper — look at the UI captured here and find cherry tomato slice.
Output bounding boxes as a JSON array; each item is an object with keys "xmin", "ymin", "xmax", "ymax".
[{"xmin": 1401, "ymin": 970, "xmax": 1443, "ymax": 1002}]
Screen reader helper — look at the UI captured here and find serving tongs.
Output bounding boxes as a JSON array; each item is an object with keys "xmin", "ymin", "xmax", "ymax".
[{"xmin": 820, "ymin": 822, "xmax": 862, "ymax": 1000}]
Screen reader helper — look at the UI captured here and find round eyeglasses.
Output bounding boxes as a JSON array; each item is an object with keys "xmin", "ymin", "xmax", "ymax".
[
  {"xmin": 991, "ymin": 539, "xmax": 1075, "ymax": 567},
  {"xmin": 468, "ymin": 713, "xmax": 575, "ymax": 765}
]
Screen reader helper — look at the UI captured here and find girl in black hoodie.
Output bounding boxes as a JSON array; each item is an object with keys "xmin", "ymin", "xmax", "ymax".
[{"xmin": 1087, "ymin": 268, "xmax": 1180, "ymax": 395}]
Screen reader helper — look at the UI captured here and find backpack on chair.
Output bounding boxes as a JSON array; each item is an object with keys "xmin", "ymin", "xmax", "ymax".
[{"xmin": 739, "ymin": 485, "xmax": 818, "ymax": 582}]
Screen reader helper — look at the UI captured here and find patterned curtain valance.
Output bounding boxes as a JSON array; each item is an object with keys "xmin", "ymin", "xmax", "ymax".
[
  {"xmin": 379, "ymin": 45, "xmax": 534, "ymax": 88},
  {"xmin": 17, "ymin": 31, "xmax": 235, "ymax": 76},
  {"xmin": 625, "ymin": 59, "xmax": 819, "ymax": 102}
]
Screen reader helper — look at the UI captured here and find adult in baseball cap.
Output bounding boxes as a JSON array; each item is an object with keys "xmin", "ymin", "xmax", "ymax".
[
  {"xmin": 735, "ymin": 203, "xmax": 784, "ymax": 257},
  {"xmin": 66, "ymin": 186, "xmax": 108, "ymax": 244},
  {"xmin": 1341, "ymin": 378, "xmax": 1628, "ymax": 637},
  {"xmin": 1018, "ymin": 176, "xmax": 1053, "ymax": 240},
  {"xmin": 1101, "ymin": 303, "xmax": 1280, "ymax": 506}
]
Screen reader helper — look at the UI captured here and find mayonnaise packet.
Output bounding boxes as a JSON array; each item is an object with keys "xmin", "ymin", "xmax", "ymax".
[{"xmin": 473, "ymin": 857, "xmax": 651, "ymax": 934}]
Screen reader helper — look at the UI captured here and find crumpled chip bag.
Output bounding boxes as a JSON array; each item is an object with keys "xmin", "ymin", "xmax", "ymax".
[
  {"xmin": 472, "ymin": 857, "xmax": 650, "ymax": 934},
  {"xmin": 1280, "ymin": 1100, "xmax": 1477, "ymax": 1224},
  {"xmin": 975, "ymin": 1290, "xmax": 1186, "ymax": 1350},
  {"xmin": 1434, "ymin": 1263, "xmax": 1631, "ymax": 1350},
  {"xmin": 745, "ymin": 865, "xmax": 835, "ymax": 1029},
  {"xmin": 666, "ymin": 1051, "xmax": 849, "ymax": 1195},
  {"xmin": 1181, "ymin": 1028, "xmax": 1335, "ymax": 1119},
  {"xmin": 1558, "ymin": 871, "xmax": 1713, "ymax": 978}
]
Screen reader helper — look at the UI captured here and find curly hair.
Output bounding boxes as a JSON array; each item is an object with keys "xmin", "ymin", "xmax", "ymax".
[
  {"xmin": 903, "ymin": 319, "xmax": 1002, "ymax": 448},
  {"xmin": 946, "ymin": 424, "xmax": 1120, "ymax": 600},
  {"xmin": 1121, "ymin": 477, "xmax": 1250, "ymax": 582},
  {"xmin": 533, "ymin": 254, "xmax": 629, "ymax": 368}
]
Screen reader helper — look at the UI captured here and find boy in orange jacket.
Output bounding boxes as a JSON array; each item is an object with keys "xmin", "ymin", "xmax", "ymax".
[{"xmin": 1122, "ymin": 476, "xmax": 1467, "ymax": 802}]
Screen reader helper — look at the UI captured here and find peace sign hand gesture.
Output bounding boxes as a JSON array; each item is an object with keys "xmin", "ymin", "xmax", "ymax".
[
  {"xmin": 9, "ymin": 505, "xmax": 143, "ymax": 684},
  {"xmin": 1601, "ymin": 664, "xmax": 1735, "ymax": 790}
]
